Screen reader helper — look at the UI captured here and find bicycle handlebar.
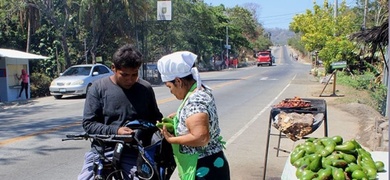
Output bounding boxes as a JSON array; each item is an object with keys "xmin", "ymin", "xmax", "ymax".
[{"xmin": 62, "ymin": 133, "xmax": 134, "ymax": 143}]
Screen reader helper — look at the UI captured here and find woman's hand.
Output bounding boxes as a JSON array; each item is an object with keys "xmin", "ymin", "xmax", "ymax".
[
  {"xmin": 161, "ymin": 124, "xmax": 175, "ymax": 143},
  {"xmin": 167, "ymin": 112, "xmax": 176, "ymax": 119}
]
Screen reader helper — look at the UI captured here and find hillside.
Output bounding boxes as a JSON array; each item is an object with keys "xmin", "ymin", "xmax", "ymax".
[{"xmin": 265, "ymin": 28, "xmax": 295, "ymax": 45}]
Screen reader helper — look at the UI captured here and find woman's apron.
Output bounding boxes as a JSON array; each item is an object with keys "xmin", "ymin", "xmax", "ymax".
[{"xmin": 172, "ymin": 83, "xmax": 198, "ymax": 180}]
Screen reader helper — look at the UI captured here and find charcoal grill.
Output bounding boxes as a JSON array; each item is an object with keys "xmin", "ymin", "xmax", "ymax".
[
  {"xmin": 271, "ymin": 98, "xmax": 327, "ymax": 140},
  {"xmin": 262, "ymin": 98, "xmax": 327, "ymax": 180}
]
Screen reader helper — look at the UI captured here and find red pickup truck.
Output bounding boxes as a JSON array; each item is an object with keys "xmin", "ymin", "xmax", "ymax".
[{"xmin": 256, "ymin": 50, "xmax": 273, "ymax": 67}]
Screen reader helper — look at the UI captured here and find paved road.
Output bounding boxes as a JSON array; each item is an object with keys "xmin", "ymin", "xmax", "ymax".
[{"xmin": 0, "ymin": 46, "xmax": 361, "ymax": 180}]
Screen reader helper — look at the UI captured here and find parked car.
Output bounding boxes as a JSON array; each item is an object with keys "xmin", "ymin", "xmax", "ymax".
[{"xmin": 49, "ymin": 64, "xmax": 113, "ymax": 99}]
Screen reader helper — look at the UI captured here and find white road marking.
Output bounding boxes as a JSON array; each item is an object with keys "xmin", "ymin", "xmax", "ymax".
[
  {"xmin": 260, "ymin": 77, "xmax": 278, "ymax": 81},
  {"xmin": 226, "ymin": 74, "xmax": 297, "ymax": 147}
]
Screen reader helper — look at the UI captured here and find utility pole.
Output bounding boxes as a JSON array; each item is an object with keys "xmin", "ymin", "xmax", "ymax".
[
  {"xmin": 387, "ymin": 0, "xmax": 390, "ymax": 165},
  {"xmin": 220, "ymin": 39, "xmax": 223, "ymax": 63},
  {"xmin": 386, "ymin": 1, "xmax": 390, "ymax": 117},
  {"xmin": 84, "ymin": 39, "xmax": 87, "ymax": 64},
  {"xmin": 334, "ymin": 0, "xmax": 338, "ymax": 18},
  {"xmin": 334, "ymin": 0, "xmax": 338, "ymax": 36},
  {"xmin": 226, "ymin": 26, "xmax": 229, "ymax": 65},
  {"xmin": 363, "ymin": 0, "xmax": 368, "ymax": 30}
]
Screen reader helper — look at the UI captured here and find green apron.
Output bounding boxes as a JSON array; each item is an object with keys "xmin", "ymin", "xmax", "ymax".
[{"xmin": 172, "ymin": 83, "xmax": 199, "ymax": 180}]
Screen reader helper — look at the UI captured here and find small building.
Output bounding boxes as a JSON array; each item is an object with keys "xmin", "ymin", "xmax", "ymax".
[{"xmin": 0, "ymin": 48, "xmax": 49, "ymax": 102}]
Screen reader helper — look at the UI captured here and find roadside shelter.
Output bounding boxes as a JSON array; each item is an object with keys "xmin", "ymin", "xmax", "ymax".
[{"xmin": 0, "ymin": 48, "xmax": 49, "ymax": 102}]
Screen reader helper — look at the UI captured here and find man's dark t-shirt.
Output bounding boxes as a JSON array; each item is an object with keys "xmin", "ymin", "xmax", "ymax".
[{"xmin": 82, "ymin": 76, "xmax": 163, "ymax": 152}]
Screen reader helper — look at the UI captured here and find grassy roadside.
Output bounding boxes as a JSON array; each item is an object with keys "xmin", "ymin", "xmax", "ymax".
[{"xmin": 288, "ymin": 46, "xmax": 388, "ymax": 151}]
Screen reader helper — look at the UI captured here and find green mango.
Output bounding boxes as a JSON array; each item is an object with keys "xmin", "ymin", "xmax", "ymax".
[
  {"xmin": 362, "ymin": 166, "xmax": 377, "ymax": 180},
  {"xmin": 321, "ymin": 157, "xmax": 332, "ymax": 169},
  {"xmin": 309, "ymin": 154, "xmax": 322, "ymax": 172},
  {"xmin": 350, "ymin": 139, "xmax": 362, "ymax": 149},
  {"xmin": 304, "ymin": 143, "xmax": 317, "ymax": 155},
  {"xmin": 306, "ymin": 137, "xmax": 318, "ymax": 143},
  {"xmin": 164, "ymin": 123, "xmax": 174, "ymax": 133},
  {"xmin": 317, "ymin": 167, "xmax": 332, "ymax": 180},
  {"xmin": 156, "ymin": 122, "xmax": 164, "ymax": 129},
  {"xmin": 345, "ymin": 163, "xmax": 362, "ymax": 173},
  {"xmin": 315, "ymin": 144, "xmax": 325, "ymax": 152},
  {"xmin": 324, "ymin": 143, "xmax": 336, "ymax": 155},
  {"xmin": 290, "ymin": 145, "xmax": 303, "ymax": 156},
  {"xmin": 318, "ymin": 149, "xmax": 332, "ymax": 157},
  {"xmin": 156, "ymin": 122, "xmax": 174, "ymax": 133},
  {"xmin": 327, "ymin": 153, "xmax": 342, "ymax": 161},
  {"xmin": 162, "ymin": 117, "xmax": 174, "ymax": 124},
  {"xmin": 339, "ymin": 149, "xmax": 357, "ymax": 156},
  {"xmin": 320, "ymin": 138, "xmax": 336, "ymax": 146},
  {"xmin": 313, "ymin": 139, "xmax": 323, "ymax": 146},
  {"xmin": 375, "ymin": 161, "xmax": 385, "ymax": 172},
  {"xmin": 332, "ymin": 167, "xmax": 345, "ymax": 180},
  {"xmin": 359, "ymin": 154, "xmax": 377, "ymax": 170},
  {"xmin": 301, "ymin": 169, "xmax": 317, "ymax": 180},
  {"xmin": 331, "ymin": 159, "xmax": 348, "ymax": 169},
  {"xmin": 342, "ymin": 153, "xmax": 357, "ymax": 164},
  {"xmin": 296, "ymin": 165, "xmax": 307, "ymax": 179},
  {"xmin": 293, "ymin": 157, "xmax": 305, "ymax": 168},
  {"xmin": 306, "ymin": 153, "xmax": 320, "ymax": 161},
  {"xmin": 290, "ymin": 149, "xmax": 305, "ymax": 164},
  {"xmin": 351, "ymin": 169, "xmax": 368, "ymax": 180},
  {"xmin": 334, "ymin": 140, "xmax": 356, "ymax": 152},
  {"xmin": 304, "ymin": 141, "xmax": 315, "ymax": 146},
  {"xmin": 331, "ymin": 135, "xmax": 343, "ymax": 145},
  {"xmin": 356, "ymin": 148, "xmax": 372, "ymax": 158}
]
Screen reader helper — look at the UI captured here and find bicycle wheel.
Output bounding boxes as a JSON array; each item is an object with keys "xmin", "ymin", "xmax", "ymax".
[{"xmin": 106, "ymin": 169, "xmax": 125, "ymax": 180}]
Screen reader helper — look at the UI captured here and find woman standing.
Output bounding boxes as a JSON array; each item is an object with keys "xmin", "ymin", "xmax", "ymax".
[
  {"xmin": 16, "ymin": 69, "xmax": 29, "ymax": 99},
  {"xmin": 157, "ymin": 51, "xmax": 230, "ymax": 180}
]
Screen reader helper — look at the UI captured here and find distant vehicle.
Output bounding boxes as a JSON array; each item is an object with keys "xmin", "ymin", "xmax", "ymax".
[
  {"xmin": 256, "ymin": 50, "xmax": 273, "ymax": 66},
  {"xmin": 49, "ymin": 64, "xmax": 113, "ymax": 99}
]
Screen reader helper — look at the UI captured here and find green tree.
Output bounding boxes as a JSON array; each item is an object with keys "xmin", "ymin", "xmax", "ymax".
[
  {"xmin": 30, "ymin": 0, "xmax": 73, "ymax": 68},
  {"xmin": 290, "ymin": 0, "xmax": 358, "ymax": 71}
]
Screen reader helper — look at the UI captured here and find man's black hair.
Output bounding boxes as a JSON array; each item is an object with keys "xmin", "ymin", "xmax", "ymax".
[{"xmin": 112, "ymin": 44, "xmax": 143, "ymax": 69}]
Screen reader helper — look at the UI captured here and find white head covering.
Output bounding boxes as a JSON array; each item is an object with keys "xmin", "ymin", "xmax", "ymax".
[{"xmin": 157, "ymin": 51, "xmax": 202, "ymax": 89}]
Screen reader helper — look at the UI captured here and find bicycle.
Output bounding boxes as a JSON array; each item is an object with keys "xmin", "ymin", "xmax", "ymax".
[
  {"xmin": 63, "ymin": 133, "xmax": 135, "ymax": 180},
  {"xmin": 63, "ymin": 120, "xmax": 176, "ymax": 180}
]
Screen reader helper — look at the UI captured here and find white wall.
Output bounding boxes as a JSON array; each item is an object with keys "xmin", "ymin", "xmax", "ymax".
[{"xmin": 3, "ymin": 58, "xmax": 29, "ymax": 101}]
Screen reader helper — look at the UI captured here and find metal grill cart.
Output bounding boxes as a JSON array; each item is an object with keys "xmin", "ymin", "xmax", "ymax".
[{"xmin": 262, "ymin": 98, "xmax": 328, "ymax": 179}]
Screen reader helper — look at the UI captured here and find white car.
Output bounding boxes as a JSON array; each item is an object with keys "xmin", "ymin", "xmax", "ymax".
[{"xmin": 49, "ymin": 64, "xmax": 113, "ymax": 99}]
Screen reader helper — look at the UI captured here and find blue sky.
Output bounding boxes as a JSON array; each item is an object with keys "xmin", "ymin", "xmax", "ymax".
[{"xmin": 203, "ymin": 0, "xmax": 357, "ymax": 29}]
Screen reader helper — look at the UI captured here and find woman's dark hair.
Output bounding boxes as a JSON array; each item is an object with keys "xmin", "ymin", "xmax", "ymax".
[
  {"xmin": 112, "ymin": 44, "xmax": 143, "ymax": 69},
  {"xmin": 181, "ymin": 74, "xmax": 194, "ymax": 81},
  {"xmin": 170, "ymin": 74, "xmax": 194, "ymax": 85}
]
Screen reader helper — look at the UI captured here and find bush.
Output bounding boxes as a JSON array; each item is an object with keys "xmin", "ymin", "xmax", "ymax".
[
  {"xmin": 337, "ymin": 71, "xmax": 387, "ymax": 115},
  {"xmin": 372, "ymin": 84, "xmax": 387, "ymax": 115},
  {"xmin": 30, "ymin": 72, "xmax": 52, "ymax": 98}
]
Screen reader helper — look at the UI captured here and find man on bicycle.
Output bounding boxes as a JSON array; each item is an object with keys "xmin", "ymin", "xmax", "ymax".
[{"xmin": 78, "ymin": 44, "xmax": 163, "ymax": 180}]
